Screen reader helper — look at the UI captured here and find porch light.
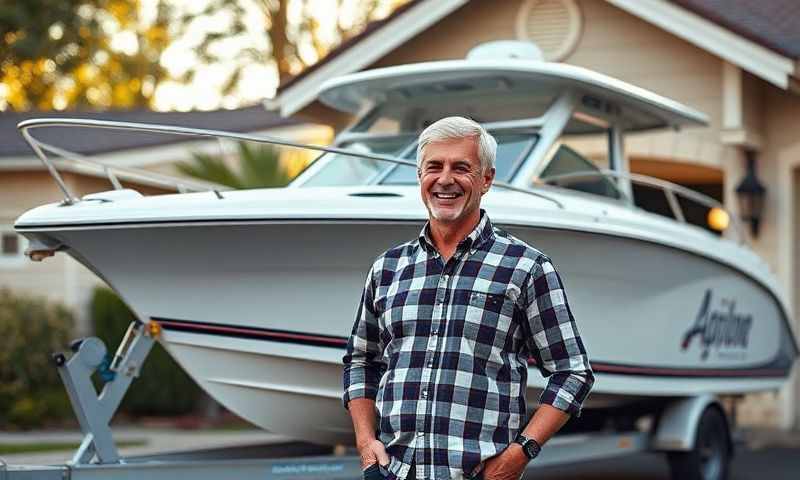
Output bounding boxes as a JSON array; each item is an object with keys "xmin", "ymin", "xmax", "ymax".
[
  {"xmin": 707, "ymin": 207, "xmax": 730, "ymax": 232},
  {"xmin": 735, "ymin": 150, "xmax": 766, "ymax": 238}
]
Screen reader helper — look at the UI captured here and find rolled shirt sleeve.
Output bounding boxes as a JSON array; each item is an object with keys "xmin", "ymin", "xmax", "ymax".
[
  {"xmin": 524, "ymin": 256, "xmax": 594, "ymax": 416},
  {"xmin": 342, "ymin": 263, "xmax": 386, "ymax": 409}
]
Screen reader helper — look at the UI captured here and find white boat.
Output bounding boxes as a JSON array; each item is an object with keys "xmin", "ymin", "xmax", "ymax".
[{"xmin": 15, "ymin": 43, "xmax": 797, "ymax": 446}]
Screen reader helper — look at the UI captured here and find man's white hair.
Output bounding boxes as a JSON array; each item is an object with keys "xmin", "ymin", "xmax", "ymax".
[{"xmin": 416, "ymin": 116, "xmax": 497, "ymax": 172}]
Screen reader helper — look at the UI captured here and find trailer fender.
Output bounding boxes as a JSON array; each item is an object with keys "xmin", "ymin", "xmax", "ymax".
[{"xmin": 652, "ymin": 395, "xmax": 727, "ymax": 451}]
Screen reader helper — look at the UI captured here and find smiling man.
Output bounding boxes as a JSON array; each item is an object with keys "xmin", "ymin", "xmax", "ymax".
[{"xmin": 343, "ymin": 117, "xmax": 594, "ymax": 480}]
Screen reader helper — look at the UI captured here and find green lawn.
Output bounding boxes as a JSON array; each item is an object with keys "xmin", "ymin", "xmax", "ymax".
[{"xmin": 0, "ymin": 440, "xmax": 146, "ymax": 455}]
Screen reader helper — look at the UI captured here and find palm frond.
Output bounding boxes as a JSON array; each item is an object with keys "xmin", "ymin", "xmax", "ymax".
[
  {"xmin": 175, "ymin": 152, "xmax": 244, "ymax": 189},
  {"xmin": 177, "ymin": 142, "xmax": 291, "ymax": 190},
  {"xmin": 237, "ymin": 142, "xmax": 291, "ymax": 188}
]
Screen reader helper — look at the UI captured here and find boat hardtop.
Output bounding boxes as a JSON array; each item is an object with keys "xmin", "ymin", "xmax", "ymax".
[{"xmin": 318, "ymin": 59, "xmax": 708, "ymax": 131}]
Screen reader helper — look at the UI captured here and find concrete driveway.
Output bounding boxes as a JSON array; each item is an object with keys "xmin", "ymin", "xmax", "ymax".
[
  {"xmin": 525, "ymin": 448, "xmax": 799, "ymax": 480},
  {"xmin": 1, "ymin": 428, "xmax": 798, "ymax": 479}
]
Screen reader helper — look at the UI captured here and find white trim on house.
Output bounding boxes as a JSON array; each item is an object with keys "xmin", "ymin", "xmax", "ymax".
[
  {"xmin": 605, "ymin": 0, "xmax": 796, "ymax": 89},
  {"xmin": 720, "ymin": 62, "xmax": 763, "ymax": 149},
  {"xmin": 264, "ymin": 0, "xmax": 469, "ymax": 117},
  {"xmin": 0, "ymin": 157, "xmax": 42, "ymax": 169}
]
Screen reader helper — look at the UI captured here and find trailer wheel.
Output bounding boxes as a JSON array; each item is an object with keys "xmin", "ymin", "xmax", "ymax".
[{"xmin": 666, "ymin": 407, "xmax": 731, "ymax": 480}]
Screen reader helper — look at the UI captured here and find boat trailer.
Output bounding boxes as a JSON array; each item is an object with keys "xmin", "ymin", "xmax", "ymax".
[{"xmin": 0, "ymin": 322, "xmax": 733, "ymax": 479}]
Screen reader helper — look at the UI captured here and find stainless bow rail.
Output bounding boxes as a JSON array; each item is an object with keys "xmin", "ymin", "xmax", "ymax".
[{"xmin": 16, "ymin": 118, "xmax": 564, "ymax": 208}]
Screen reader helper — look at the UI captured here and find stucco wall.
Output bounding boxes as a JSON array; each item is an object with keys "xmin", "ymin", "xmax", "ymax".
[
  {"xmin": 709, "ymin": 81, "xmax": 800, "ymax": 429},
  {"xmin": 371, "ymin": 0, "xmax": 523, "ymax": 66}
]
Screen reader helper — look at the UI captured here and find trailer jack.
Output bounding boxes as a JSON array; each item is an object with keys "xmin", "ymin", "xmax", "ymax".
[{"xmin": 52, "ymin": 322, "xmax": 156, "ymax": 465}]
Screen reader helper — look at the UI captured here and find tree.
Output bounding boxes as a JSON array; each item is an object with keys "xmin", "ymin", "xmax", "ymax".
[
  {"xmin": 178, "ymin": 0, "xmax": 409, "ymax": 90},
  {"xmin": 1, "ymin": 0, "xmax": 409, "ymax": 112},
  {"xmin": 0, "ymin": 0, "xmax": 172, "ymax": 111},
  {"xmin": 176, "ymin": 141, "xmax": 291, "ymax": 189}
]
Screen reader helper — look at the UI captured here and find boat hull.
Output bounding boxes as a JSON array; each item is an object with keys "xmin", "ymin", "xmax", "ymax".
[{"xmin": 25, "ymin": 219, "xmax": 795, "ymax": 444}]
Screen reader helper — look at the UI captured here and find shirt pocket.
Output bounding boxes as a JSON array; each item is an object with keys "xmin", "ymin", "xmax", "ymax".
[
  {"xmin": 465, "ymin": 286, "xmax": 515, "ymax": 323},
  {"xmin": 460, "ymin": 286, "xmax": 516, "ymax": 362}
]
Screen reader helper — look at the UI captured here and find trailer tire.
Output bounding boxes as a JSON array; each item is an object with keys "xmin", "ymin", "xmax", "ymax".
[{"xmin": 666, "ymin": 406, "xmax": 731, "ymax": 480}]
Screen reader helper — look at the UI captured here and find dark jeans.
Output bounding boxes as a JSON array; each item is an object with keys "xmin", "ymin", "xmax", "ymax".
[
  {"xmin": 406, "ymin": 460, "xmax": 417, "ymax": 480},
  {"xmin": 364, "ymin": 461, "xmax": 483, "ymax": 480},
  {"xmin": 362, "ymin": 461, "xmax": 418, "ymax": 480}
]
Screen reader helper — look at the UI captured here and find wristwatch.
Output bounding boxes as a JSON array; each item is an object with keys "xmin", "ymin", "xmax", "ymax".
[{"xmin": 513, "ymin": 433, "xmax": 542, "ymax": 460}]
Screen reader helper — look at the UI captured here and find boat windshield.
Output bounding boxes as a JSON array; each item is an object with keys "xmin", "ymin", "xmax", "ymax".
[
  {"xmin": 299, "ymin": 131, "xmax": 537, "ymax": 187},
  {"xmin": 539, "ymin": 145, "xmax": 623, "ymax": 200}
]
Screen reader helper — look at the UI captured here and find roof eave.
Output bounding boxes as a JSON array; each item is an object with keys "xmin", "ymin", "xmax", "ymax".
[
  {"xmin": 269, "ymin": 0, "xmax": 798, "ymax": 119},
  {"xmin": 606, "ymin": 0, "xmax": 796, "ymax": 89}
]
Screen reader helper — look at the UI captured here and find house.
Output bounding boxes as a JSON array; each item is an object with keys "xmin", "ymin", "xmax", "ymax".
[
  {"xmin": 0, "ymin": 105, "xmax": 332, "ymax": 334},
  {"xmin": 267, "ymin": 0, "xmax": 800, "ymax": 429}
]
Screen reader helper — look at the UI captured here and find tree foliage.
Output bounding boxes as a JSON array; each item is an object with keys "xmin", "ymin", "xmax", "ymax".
[
  {"xmin": 178, "ymin": 0, "xmax": 409, "ymax": 89},
  {"xmin": 176, "ymin": 141, "xmax": 291, "ymax": 189},
  {"xmin": 0, "ymin": 0, "xmax": 172, "ymax": 111},
  {"xmin": 1, "ymin": 0, "xmax": 408, "ymax": 111}
]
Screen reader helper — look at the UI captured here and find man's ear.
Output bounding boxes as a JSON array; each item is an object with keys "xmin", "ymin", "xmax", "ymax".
[{"xmin": 482, "ymin": 167, "xmax": 495, "ymax": 194}]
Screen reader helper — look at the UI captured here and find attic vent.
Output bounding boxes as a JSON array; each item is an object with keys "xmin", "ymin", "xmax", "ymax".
[{"xmin": 515, "ymin": 0, "xmax": 582, "ymax": 62}]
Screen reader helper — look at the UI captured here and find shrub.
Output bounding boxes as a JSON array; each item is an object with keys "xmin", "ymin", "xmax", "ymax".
[
  {"xmin": 0, "ymin": 288, "xmax": 74, "ymax": 428},
  {"xmin": 90, "ymin": 287, "xmax": 202, "ymax": 415}
]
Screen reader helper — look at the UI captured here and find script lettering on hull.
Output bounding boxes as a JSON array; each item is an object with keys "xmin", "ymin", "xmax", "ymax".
[{"xmin": 681, "ymin": 289, "xmax": 753, "ymax": 360}]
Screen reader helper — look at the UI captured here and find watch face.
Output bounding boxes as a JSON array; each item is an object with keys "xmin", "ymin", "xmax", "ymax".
[
  {"xmin": 524, "ymin": 442, "xmax": 538, "ymax": 459},
  {"xmin": 516, "ymin": 435, "xmax": 540, "ymax": 459}
]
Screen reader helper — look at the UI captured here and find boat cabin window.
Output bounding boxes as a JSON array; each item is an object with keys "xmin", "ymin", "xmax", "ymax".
[
  {"xmin": 299, "ymin": 136, "xmax": 414, "ymax": 187},
  {"xmin": 538, "ymin": 117, "xmax": 623, "ymax": 200},
  {"xmin": 539, "ymin": 145, "xmax": 622, "ymax": 200},
  {"xmin": 300, "ymin": 131, "xmax": 537, "ymax": 187},
  {"xmin": 381, "ymin": 131, "xmax": 537, "ymax": 185}
]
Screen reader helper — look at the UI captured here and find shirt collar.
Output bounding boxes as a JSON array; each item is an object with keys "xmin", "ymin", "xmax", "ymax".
[{"xmin": 418, "ymin": 209, "xmax": 495, "ymax": 255}]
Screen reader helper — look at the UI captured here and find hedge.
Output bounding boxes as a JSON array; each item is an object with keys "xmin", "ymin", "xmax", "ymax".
[{"xmin": 0, "ymin": 288, "xmax": 74, "ymax": 428}]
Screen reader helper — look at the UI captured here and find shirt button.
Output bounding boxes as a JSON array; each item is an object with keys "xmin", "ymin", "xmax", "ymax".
[
  {"xmin": 432, "ymin": 329, "xmax": 438, "ymax": 335},
  {"xmin": 422, "ymin": 390, "xmax": 428, "ymax": 398},
  {"xmin": 427, "ymin": 361, "xmax": 433, "ymax": 368},
  {"xmin": 417, "ymin": 432, "xmax": 424, "ymax": 437}
]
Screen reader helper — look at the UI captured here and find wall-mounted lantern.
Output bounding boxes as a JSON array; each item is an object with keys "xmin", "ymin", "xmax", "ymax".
[{"xmin": 735, "ymin": 150, "xmax": 766, "ymax": 238}]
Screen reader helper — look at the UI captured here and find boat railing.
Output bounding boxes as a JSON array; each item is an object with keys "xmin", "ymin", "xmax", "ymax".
[
  {"xmin": 17, "ymin": 118, "xmax": 564, "ymax": 209},
  {"xmin": 539, "ymin": 169, "xmax": 746, "ymax": 242}
]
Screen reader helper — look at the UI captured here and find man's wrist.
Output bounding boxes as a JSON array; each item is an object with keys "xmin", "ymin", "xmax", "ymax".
[
  {"xmin": 507, "ymin": 443, "xmax": 530, "ymax": 463},
  {"xmin": 356, "ymin": 434, "xmax": 378, "ymax": 449}
]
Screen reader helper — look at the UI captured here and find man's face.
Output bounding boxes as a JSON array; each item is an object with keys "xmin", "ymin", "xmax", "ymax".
[{"xmin": 418, "ymin": 136, "xmax": 495, "ymax": 225}]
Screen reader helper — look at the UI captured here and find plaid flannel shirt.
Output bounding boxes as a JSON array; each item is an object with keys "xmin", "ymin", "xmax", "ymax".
[{"xmin": 343, "ymin": 212, "xmax": 594, "ymax": 480}]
